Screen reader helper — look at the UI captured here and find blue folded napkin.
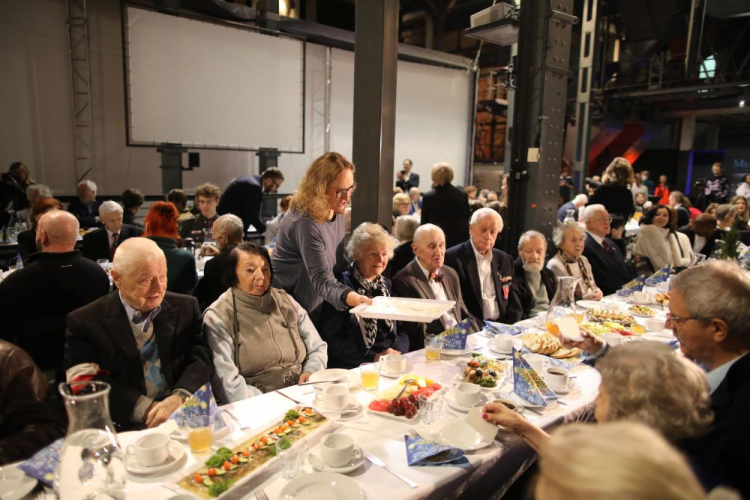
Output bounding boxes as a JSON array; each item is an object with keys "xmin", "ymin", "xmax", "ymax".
[
  {"xmin": 512, "ymin": 348, "xmax": 557, "ymax": 407},
  {"xmin": 404, "ymin": 435, "xmax": 469, "ymax": 467},
  {"xmin": 169, "ymin": 382, "xmax": 226, "ymax": 431},
  {"xmin": 439, "ymin": 318, "xmax": 472, "ymax": 350},
  {"xmin": 18, "ymin": 438, "xmax": 63, "ymax": 486},
  {"xmin": 484, "ymin": 321, "xmax": 524, "ymax": 336}
]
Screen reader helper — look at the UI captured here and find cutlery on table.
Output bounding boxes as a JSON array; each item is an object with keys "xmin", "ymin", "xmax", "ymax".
[
  {"xmin": 223, "ymin": 409, "xmax": 251, "ymax": 430},
  {"xmin": 297, "ymin": 379, "xmax": 343, "ymax": 386},
  {"xmin": 365, "ymin": 452, "xmax": 418, "ymax": 489},
  {"xmin": 255, "ymin": 490, "xmax": 269, "ymax": 500}
]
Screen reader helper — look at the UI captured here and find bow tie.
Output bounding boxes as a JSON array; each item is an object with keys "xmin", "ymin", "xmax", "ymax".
[{"xmin": 429, "ymin": 271, "xmax": 443, "ymax": 283}]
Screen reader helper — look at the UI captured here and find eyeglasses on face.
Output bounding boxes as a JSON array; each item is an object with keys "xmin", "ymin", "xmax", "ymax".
[
  {"xmin": 334, "ymin": 183, "xmax": 357, "ymax": 200},
  {"xmin": 665, "ymin": 312, "xmax": 711, "ymax": 326}
]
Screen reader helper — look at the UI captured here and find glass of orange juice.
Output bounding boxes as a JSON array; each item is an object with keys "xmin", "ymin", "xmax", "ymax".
[
  {"xmin": 425, "ymin": 335, "xmax": 443, "ymax": 362},
  {"xmin": 359, "ymin": 362, "xmax": 381, "ymax": 392},
  {"xmin": 183, "ymin": 414, "xmax": 214, "ymax": 454}
]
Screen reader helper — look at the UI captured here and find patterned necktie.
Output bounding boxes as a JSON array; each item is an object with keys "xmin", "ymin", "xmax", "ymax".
[
  {"xmin": 602, "ymin": 239, "xmax": 611, "ymax": 253},
  {"xmin": 110, "ymin": 233, "xmax": 119, "ymax": 261}
]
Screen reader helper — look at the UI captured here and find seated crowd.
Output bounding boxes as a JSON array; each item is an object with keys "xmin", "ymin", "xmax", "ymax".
[{"xmin": 0, "ymin": 156, "xmax": 748, "ymax": 499}]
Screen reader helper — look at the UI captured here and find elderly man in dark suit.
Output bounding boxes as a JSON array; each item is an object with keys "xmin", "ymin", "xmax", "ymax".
[
  {"xmin": 420, "ymin": 162, "xmax": 469, "ymax": 249},
  {"xmin": 392, "ymin": 224, "xmax": 471, "ymax": 351},
  {"xmin": 395, "ymin": 159, "xmax": 420, "ymax": 192},
  {"xmin": 217, "ymin": 168, "xmax": 284, "ymax": 235},
  {"xmin": 82, "ymin": 201, "xmax": 142, "ymax": 262},
  {"xmin": 66, "ymin": 180, "xmax": 101, "ymax": 229},
  {"xmin": 64, "ymin": 237, "xmax": 213, "ymax": 431},
  {"xmin": 444, "ymin": 208, "xmax": 523, "ymax": 326},
  {"xmin": 582, "ymin": 204, "xmax": 632, "ymax": 295},
  {"xmin": 514, "ymin": 230, "xmax": 557, "ymax": 318}
]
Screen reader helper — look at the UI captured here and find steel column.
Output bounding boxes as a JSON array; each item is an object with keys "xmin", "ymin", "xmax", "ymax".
[{"xmin": 573, "ymin": 0, "xmax": 598, "ymax": 189}]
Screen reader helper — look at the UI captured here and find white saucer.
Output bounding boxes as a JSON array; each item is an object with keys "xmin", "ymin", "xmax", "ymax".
[
  {"xmin": 441, "ymin": 347, "xmax": 473, "ymax": 357},
  {"xmin": 126, "ymin": 439, "xmax": 186, "ymax": 475},
  {"xmin": 280, "ymin": 472, "xmax": 365, "ymax": 500},
  {"xmin": 487, "ymin": 345, "xmax": 513, "ymax": 357},
  {"xmin": 547, "ymin": 380, "xmax": 575, "ymax": 395},
  {"xmin": 308, "ymin": 444, "xmax": 365, "ymax": 473},
  {"xmin": 427, "ymin": 418, "xmax": 494, "ymax": 451},
  {"xmin": 313, "ymin": 396, "xmax": 364, "ymax": 420},
  {"xmin": 310, "ymin": 370, "xmax": 362, "ymax": 393},
  {"xmin": 380, "ymin": 362, "xmax": 415, "ymax": 378},
  {"xmin": 444, "ymin": 388, "xmax": 489, "ymax": 413}
]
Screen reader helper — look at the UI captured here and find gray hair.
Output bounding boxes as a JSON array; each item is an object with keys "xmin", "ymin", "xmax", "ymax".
[
  {"xmin": 408, "ymin": 187, "xmax": 420, "ymax": 196},
  {"xmin": 582, "ymin": 204, "xmax": 607, "ymax": 221},
  {"xmin": 213, "ymin": 214, "xmax": 244, "ymax": 243},
  {"xmin": 573, "ymin": 194, "xmax": 588, "ymax": 205},
  {"xmin": 596, "ymin": 342, "xmax": 713, "ymax": 442},
  {"xmin": 715, "ymin": 203, "xmax": 736, "ymax": 221},
  {"xmin": 671, "ymin": 260, "xmax": 750, "ymax": 347},
  {"xmin": 346, "ymin": 222, "xmax": 395, "ymax": 261},
  {"xmin": 470, "ymin": 207, "xmax": 504, "ymax": 232},
  {"xmin": 413, "ymin": 223, "xmax": 445, "ymax": 246},
  {"xmin": 99, "ymin": 200, "xmax": 123, "ymax": 217},
  {"xmin": 394, "ymin": 215, "xmax": 419, "ymax": 242},
  {"xmin": 28, "ymin": 184, "xmax": 52, "ymax": 198},
  {"xmin": 552, "ymin": 221, "xmax": 585, "ymax": 247},
  {"xmin": 518, "ymin": 230, "xmax": 547, "ymax": 250},
  {"xmin": 112, "ymin": 237, "xmax": 165, "ymax": 277},
  {"xmin": 77, "ymin": 179, "xmax": 97, "ymax": 193}
]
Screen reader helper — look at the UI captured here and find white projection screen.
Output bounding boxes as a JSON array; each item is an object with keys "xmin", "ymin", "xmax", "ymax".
[{"xmin": 124, "ymin": 6, "xmax": 305, "ymax": 152}]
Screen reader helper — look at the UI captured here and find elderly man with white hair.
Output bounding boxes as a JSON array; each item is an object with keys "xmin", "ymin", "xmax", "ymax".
[
  {"xmin": 582, "ymin": 204, "xmax": 632, "ymax": 295},
  {"xmin": 513, "ymin": 230, "xmax": 557, "ymax": 318},
  {"xmin": 193, "ymin": 213, "xmax": 245, "ymax": 311},
  {"xmin": 444, "ymin": 208, "xmax": 523, "ymax": 325},
  {"xmin": 64, "ymin": 237, "xmax": 213, "ymax": 431},
  {"xmin": 392, "ymin": 224, "xmax": 471, "ymax": 350},
  {"xmin": 556, "ymin": 193, "xmax": 588, "ymax": 222},
  {"xmin": 82, "ymin": 200, "xmax": 143, "ymax": 262},
  {"xmin": 67, "ymin": 179, "xmax": 101, "ymax": 228}
]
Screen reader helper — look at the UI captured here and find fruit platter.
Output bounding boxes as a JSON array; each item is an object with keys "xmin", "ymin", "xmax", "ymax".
[{"xmin": 367, "ymin": 375, "xmax": 443, "ymax": 421}]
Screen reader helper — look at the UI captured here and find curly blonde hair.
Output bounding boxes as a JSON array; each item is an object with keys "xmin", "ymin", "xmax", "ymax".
[
  {"xmin": 291, "ymin": 152, "xmax": 355, "ymax": 223},
  {"xmin": 431, "ymin": 162, "xmax": 454, "ymax": 186},
  {"xmin": 602, "ymin": 157, "xmax": 635, "ymax": 187},
  {"xmin": 194, "ymin": 182, "xmax": 221, "ymax": 200}
]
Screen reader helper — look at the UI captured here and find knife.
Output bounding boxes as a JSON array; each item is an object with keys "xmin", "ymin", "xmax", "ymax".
[
  {"xmin": 297, "ymin": 379, "xmax": 342, "ymax": 386},
  {"xmin": 365, "ymin": 452, "xmax": 418, "ymax": 489}
]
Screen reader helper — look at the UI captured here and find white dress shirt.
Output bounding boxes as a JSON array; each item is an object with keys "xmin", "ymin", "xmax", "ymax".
[
  {"xmin": 416, "ymin": 259, "xmax": 457, "ymax": 328},
  {"xmin": 692, "ymin": 234, "xmax": 707, "ymax": 254},
  {"xmin": 586, "ymin": 230, "xmax": 604, "ymax": 247},
  {"xmin": 470, "ymin": 241, "xmax": 500, "ymax": 320}
]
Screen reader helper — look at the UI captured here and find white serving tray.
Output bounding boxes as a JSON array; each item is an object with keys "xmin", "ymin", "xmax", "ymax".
[{"xmin": 350, "ymin": 296, "xmax": 455, "ymax": 323}]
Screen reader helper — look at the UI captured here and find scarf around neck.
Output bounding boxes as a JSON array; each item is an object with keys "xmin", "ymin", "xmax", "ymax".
[{"xmin": 350, "ymin": 262, "xmax": 392, "ymax": 349}]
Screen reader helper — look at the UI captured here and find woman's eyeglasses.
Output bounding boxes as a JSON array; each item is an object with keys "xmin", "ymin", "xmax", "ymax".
[{"xmin": 335, "ymin": 183, "xmax": 357, "ymax": 200}]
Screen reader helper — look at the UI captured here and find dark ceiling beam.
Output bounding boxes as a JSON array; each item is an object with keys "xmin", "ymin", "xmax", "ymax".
[{"xmin": 606, "ymin": 80, "xmax": 750, "ymax": 97}]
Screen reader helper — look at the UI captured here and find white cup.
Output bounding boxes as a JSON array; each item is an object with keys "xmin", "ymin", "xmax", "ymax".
[
  {"xmin": 631, "ymin": 291, "xmax": 648, "ymax": 303},
  {"xmin": 315, "ymin": 383, "xmax": 349, "ymax": 411},
  {"xmin": 490, "ymin": 335, "xmax": 514, "ymax": 353},
  {"xmin": 646, "ymin": 318, "xmax": 665, "ymax": 332},
  {"xmin": 601, "ymin": 332, "xmax": 623, "ymax": 346},
  {"xmin": 543, "ymin": 367, "xmax": 570, "ymax": 390},
  {"xmin": 454, "ymin": 382, "xmax": 481, "ymax": 407},
  {"xmin": 320, "ymin": 434, "xmax": 360, "ymax": 468},
  {"xmin": 127, "ymin": 432, "xmax": 170, "ymax": 467},
  {"xmin": 382, "ymin": 353, "xmax": 406, "ymax": 374},
  {"xmin": 525, "ymin": 353, "xmax": 549, "ymax": 374},
  {"xmin": 603, "ymin": 302, "xmax": 620, "ymax": 312}
]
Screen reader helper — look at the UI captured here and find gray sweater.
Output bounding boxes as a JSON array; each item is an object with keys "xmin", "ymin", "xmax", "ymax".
[{"xmin": 271, "ymin": 210, "xmax": 350, "ymax": 326}]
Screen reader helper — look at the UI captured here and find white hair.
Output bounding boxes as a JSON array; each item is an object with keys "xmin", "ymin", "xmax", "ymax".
[
  {"xmin": 413, "ymin": 223, "xmax": 445, "ymax": 245},
  {"xmin": 408, "ymin": 187, "xmax": 420, "ymax": 196},
  {"xmin": 99, "ymin": 200, "xmax": 123, "ymax": 217},
  {"xmin": 27, "ymin": 184, "xmax": 52, "ymax": 198},
  {"xmin": 213, "ymin": 214, "xmax": 244, "ymax": 242},
  {"xmin": 518, "ymin": 230, "xmax": 547, "ymax": 250},
  {"xmin": 78, "ymin": 179, "xmax": 97, "ymax": 193},
  {"xmin": 552, "ymin": 221, "xmax": 585, "ymax": 247},
  {"xmin": 470, "ymin": 207, "xmax": 504, "ymax": 232},
  {"xmin": 394, "ymin": 215, "xmax": 419, "ymax": 242},
  {"xmin": 346, "ymin": 222, "xmax": 395, "ymax": 261},
  {"xmin": 573, "ymin": 194, "xmax": 588, "ymax": 205},
  {"xmin": 112, "ymin": 237, "xmax": 165, "ymax": 277},
  {"xmin": 582, "ymin": 203, "xmax": 607, "ymax": 221}
]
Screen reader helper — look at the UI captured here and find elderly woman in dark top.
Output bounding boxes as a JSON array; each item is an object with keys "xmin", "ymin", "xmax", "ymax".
[
  {"xmin": 204, "ymin": 243, "xmax": 327, "ymax": 403},
  {"xmin": 144, "ymin": 202, "xmax": 198, "ymax": 294},
  {"xmin": 193, "ymin": 214, "xmax": 244, "ymax": 311},
  {"xmin": 320, "ymin": 223, "xmax": 409, "ymax": 368}
]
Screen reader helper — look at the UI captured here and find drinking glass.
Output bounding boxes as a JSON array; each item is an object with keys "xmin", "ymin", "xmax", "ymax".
[
  {"xmin": 425, "ymin": 335, "xmax": 443, "ymax": 362},
  {"xmin": 418, "ymin": 391, "xmax": 445, "ymax": 425},
  {"xmin": 275, "ymin": 437, "xmax": 307, "ymax": 479},
  {"xmin": 359, "ymin": 362, "xmax": 381, "ymax": 392},
  {"xmin": 183, "ymin": 414, "xmax": 214, "ymax": 454}
]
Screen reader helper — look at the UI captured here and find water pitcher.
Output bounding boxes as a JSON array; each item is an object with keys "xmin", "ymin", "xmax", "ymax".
[
  {"xmin": 55, "ymin": 381, "xmax": 126, "ymax": 500},
  {"xmin": 544, "ymin": 276, "xmax": 580, "ymax": 336}
]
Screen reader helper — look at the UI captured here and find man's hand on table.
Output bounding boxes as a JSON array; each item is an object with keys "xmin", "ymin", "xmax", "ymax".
[
  {"xmin": 145, "ymin": 394, "xmax": 183, "ymax": 428},
  {"xmin": 200, "ymin": 245, "xmax": 220, "ymax": 257},
  {"xmin": 582, "ymin": 289, "xmax": 603, "ymax": 301},
  {"xmin": 298, "ymin": 372, "xmax": 312, "ymax": 384},
  {"xmin": 374, "ymin": 348, "xmax": 401, "ymax": 362}
]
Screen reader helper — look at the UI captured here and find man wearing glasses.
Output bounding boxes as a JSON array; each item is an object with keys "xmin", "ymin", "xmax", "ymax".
[
  {"xmin": 582, "ymin": 204, "xmax": 632, "ymax": 295},
  {"xmin": 669, "ymin": 261, "xmax": 750, "ymax": 497},
  {"xmin": 217, "ymin": 167, "xmax": 285, "ymax": 236}
]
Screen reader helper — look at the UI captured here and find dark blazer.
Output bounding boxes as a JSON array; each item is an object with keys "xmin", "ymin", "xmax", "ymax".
[
  {"xmin": 387, "ymin": 240, "xmax": 414, "ymax": 278},
  {"xmin": 678, "ymin": 226, "xmax": 716, "ymax": 257},
  {"xmin": 217, "ymin": 175, "xmax": 266, "ymax": 234},
  {"xmin": 582, "ymin": 233, "xmax": 632, "ymax": 295},
  {"xmin": 391, "ymin": 259, "xmax": 472, "ymax": 351},
  {"xmin": 17, "ymin": 229, "xmax": 36, "ymax": 262},
  {"xmin": 67, "ymin": 198, "xmax": 102, "ymax": 229},
  {"xmin": 513, "ymin": 257, "xmax": 557, "ymax": 319},
  {"xmin": 178, "ymin": 214, "xmax": 218, "ymax": 241},
  {"xmin": 556, "ymin": 201, "xmax": 577, "ymax": 222},
  {"xmin": 147, "ymin": 236, "xmax": 198, "ymax": 294},
  {"xmin": 444, "ymin": 240, "xmax": 524, "ymax": 325},
  {"xmin": 122, "ymin": 211, "xmax": 143, "ymax": 228},
  {"xmin": 420, "ymin": 184, "xmax": 470, "ymax": 249},
  {"xmin": 64, "ymin": 292, "xmax": 213, "ymax": 430},
  {"xmin": 589, "ymin": 184, "xmax": 634, "ymax": 219},
  {"xmin": 82, "ymin": 224, "xmax": 143, "ymax": 262},
  {"xmin": 193, "ymin": 250, "xmax": 232, "ymax": 311},
  {"xmin": 0, "ymin": 251, "xmax": 109, "ymax": 373},
  {"xmin": 396, "ymin": 171, "xmax": 420, "ymax": 192},
  {"xmin": 319, "ymin": 269, "xmax": 409, "ymax": 368}
]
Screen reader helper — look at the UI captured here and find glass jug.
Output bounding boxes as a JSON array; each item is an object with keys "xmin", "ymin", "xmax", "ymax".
[
  {"xmin": 563, "ymin": 209, "xmax": 576, "ymax": 222},
  {"xmin": 55, "ymin": 381, "xmax": 126, "ymax": 500},
  {"xmin": 545, "ymin": 276, "xmax": 581, "ymax": 336}
]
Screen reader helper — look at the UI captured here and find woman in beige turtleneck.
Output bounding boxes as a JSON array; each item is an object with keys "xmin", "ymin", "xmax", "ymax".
[{"xmin": 634, "ymin": 205, "xmax": 692, "ymax": 271}]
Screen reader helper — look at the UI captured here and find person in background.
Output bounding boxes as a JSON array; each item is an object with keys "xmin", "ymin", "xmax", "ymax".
[
  {"xmin": 705, "ymin": 202, "xmax": 719, "ymax": 217},
  {"xmin": 82, "ymin": 201, "xmax": 143, "ymax": 262},
  {"xmin": 395, "ymin": 159, "xmax": 419, "ymax": 192},
  {"xmin": 705, "ymin": 162, "xmax": 730, "ymax": 205},
  {"xmin": 609, "ymin": 214, "xmax": 628, "ymax": 256},
  {"xmin": 714, "ymin": 204, "xmax": 737, "ymax": 234},
  {"xmin": 0, "ymin": 340, "xmax": 65, "ymax": 466},
  {"xmin": 16, "ymin": 197, "xmax": 63, "ymax": 261},
  {"xmin": 679, "ymin": 214, "xmax": 718, "ymax": 258},
  {"xmin": 420, "ymin": 162, "xmax": 470, "ymax": 249},
  {"xmin": 584, "ymin": 177, "xmax": 600, "ymax": 197},
  {"xmin": 735, "ymin": 174, "xmax": 750, "ymax": 204},
  {"xmin": 582, "ymin": 204, "xmax": 632, "ymax": 295},
  {"xmin": 272, "ymin": 153, "xmax": 370, "ymax": 328},
  {"xmin": 641, "ymin": 169, "xmax": 655, "ymax": 194},
  {"xmin": 556, "ymin": 193, "xmax": 588, "ymax": 222},
  {"xmin": 14, "ymin": 184, "xmax": 52, "ymax": 228},
  {"xmin": 0, "ymin": 210, "xmax": 109, "ymax": 379},
  {"xmin": 167, "ymin": 189, "xmax": 195, "ymax": 226},
  {"xmin": 514, "ymin": 230, "xmax": 557, "ymax": 318},
  {"xmin": 408, "ymin": 187, "xmax": 421, "ymax": 215},
  {"xmin": 121, "ymin": 188, "xmax": 144, "ymax": 228},
  {"xmin": 558, "ymin": 164, "xmax": 574, "ymax": 204},
  {"xmin": 633, "ymin": 191, "xmax": 648, "ymax": 214},
  {"xmin": 204, "ymin": 243, "xmax": 327, "ymax": 402},
  {"xmin": 669, "ymin": 191, "xmax": 692, "ymax": 228},
  {"xmin": 731, "ymin": 195, "xmax": 750, "ymax": 229},
  {"xmin": 67, "ymin": 179, "xmax": 101, "ymax": 229},
  {"xmin": 143, "ymin": 202, "xmax": 198, "ymax": 294},
  {"xmin": 654, "ymin": 175, "xmax": 671, "ymax": 205},
  {"xmin": 193, "ymin": 214, "xmax": 244, "ymax": 311},
  {"xmin": 179, "ymin": 182, "xmax": 220, "ymax": 242},
  {"xmin": 487, "ymin": 191, "xmax": 499, "ymax": 202},
  {"xmin": 392, "ymin": 224, "xmax": 471, "ymax": 350},
  {"xmin": 0, "ymin": 162, "xmax": 33, "ymax": 227},
  {"xmin": 263, "ymin": 195, "xmax": 292, "ymax": 244},
  {"xmin": 634, "ymin": 205, "xmax": 692, "ymax": 271},
  {"xmin": 389, "ymin": 215, "xmax": 419, "ymax": 277},
  {"xmin": 320, "ymin": 223, "xmax": 408, "ymax": 368},
  {"xmin": 548, "ymin": 222, "xmax": 603, "ymax": 300},
  {"xmin": 673, "ymin": 191, "xmax": 702, "ymax": 220},
  {"xmin": 218, "ymin": 168, "xmax": 284, "ymax": 236},
  {"xmin": 392, "ymin": 192, "xmax": 411, "ymax": 225},
  {"xmin": 464, "ymin": 185, "xmax": 478, "ymax": 201},
  {"xmin": 631, "ymin": 172, "xmax": 649, "ymax": 200},
  {"xmin": 445, "ymin": 208, "xmax": 523, "ymax": 325},
  {"xmin": 65, "ymin": 238, "xmax": 213, "ymax": 430},
  {"xmin": 589, "ymin": 157, "xmax": 635, "ymax": 219}
]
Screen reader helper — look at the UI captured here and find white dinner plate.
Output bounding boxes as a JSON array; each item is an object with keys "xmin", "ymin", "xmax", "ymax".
[
  {"xmin": 444, "ymin": 388, "xmax": 489, "ymax": 413},
  {"xmin": 310, "ymin": 370, "xmax": 362, "ymax": 393},
  {"xmin": 308, "ymin": 444, "xmax": 365, "ymax": 474},
  {"xmin": 380, "ymin": 362, "xmax": 415, "ymax": 379},
  {"xmin": 126, "ymin": 439, "xmax": 186, "ymax": 475},
  {"xmin": 428, "ymin": 418, "xmax": 494, "ymax": 451},
  {"xmin": 0, "ymin": 465, "xmax": 37, "ymax": 500},
  {"xmin": 450, "ymin": 373, "xmax": 502, "ymax": 392},
  {"xmin": 628, "ymin": 308, "xmax": 658, "ymax": 318},
  {"xmin": 314, "ymin": 396, "xmax": 364, "ymax": 421},
  {"xmin": 576, "ymin": 300, "xmax": 602, "ymax": 310},
  {"xmin": 280, "ymin": 472, "xmax": 365, "ymax": 500}
]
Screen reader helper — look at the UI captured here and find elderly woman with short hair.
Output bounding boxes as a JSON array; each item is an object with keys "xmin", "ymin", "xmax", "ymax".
[
  {"xmin": 320, "ymin": 223, "xmax": 409, "ymax": 368},
  {"xmin": 389, "ymin": 215, "xmax": 419, "ymax": 277},
  {"xmin": 547, "ymin": 221, "xmax": 603, "ymax": 300},
  {"xmin": 204, "ymin": 242, "xmax": 327, "ymax": 403},
  {"xmin": 420, "ymin": 162, "xmax": 470, "ymax": 249},
  {"xmin": 193, "ymin": 214, "xmax": 245, "ymax": 311}
]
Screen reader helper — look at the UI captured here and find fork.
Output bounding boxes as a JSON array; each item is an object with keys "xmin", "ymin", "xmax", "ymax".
[{"xmin": 255, "ymin": 489, "xmax": 269, "ymax": 500}]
